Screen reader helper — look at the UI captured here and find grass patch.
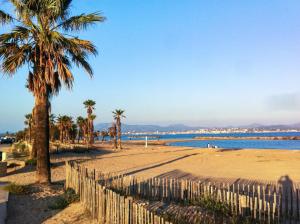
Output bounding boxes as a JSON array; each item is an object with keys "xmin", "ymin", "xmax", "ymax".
[
  {"xmin": 25, "ymin": 158, "xmax": 37, "ymax": 166},
  {"xmin": 2, "ymin": 183, "xmax": 29, "ymax": 195},
  {"xmin": 48, "ymin": 196, "xmax": 69, "ymax": 210},
  {"xmin": 48, "ymin": 188, "xmax": 79, "ymax": 210},
  {"xmin": 191, "ymin": 196, "xmax": 231, "ymax": 216}
]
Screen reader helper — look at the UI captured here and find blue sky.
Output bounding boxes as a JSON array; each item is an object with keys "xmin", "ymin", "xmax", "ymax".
[{"xmin": 1, "ymin": 0, "xmax": 300, "ymax": 131}]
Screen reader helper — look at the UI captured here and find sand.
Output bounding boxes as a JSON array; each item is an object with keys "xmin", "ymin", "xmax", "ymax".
[
  {"xmin": 83, "ymin": 141, "xmax": 300, "ymax": 186},
  {"xmin": 1, "ymin": 140, "xmax": 300, "ymax": 223}
]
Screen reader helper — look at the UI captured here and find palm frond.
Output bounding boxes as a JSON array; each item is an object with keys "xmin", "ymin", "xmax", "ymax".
[
  {"xmin": 0, "ymin": 10, "xmax": 14, "ymax": 24},
  {"xmin": 70, "ymin": 53, "xmax": 93, "ymax": 76},
  {"xmin": 60, "ymin": 12, "xmax": 105, "ymax": 31},
  {"xmin": 1, "ymin": 44, "xmax": 30, "ymax": 74},
  {"xmin": 0, "ymin": 26, "xmax": 31, "ymax": 43}
]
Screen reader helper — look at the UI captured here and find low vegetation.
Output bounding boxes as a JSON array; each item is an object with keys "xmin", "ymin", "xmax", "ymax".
[
  {"xmin": 25, "ymin": 158, "xmax": 37, "ymax": 166},
  {"xmin": 48, "ymin": 188, "xmax": 79, "ymax": 210},
  {"xmin": 2, "ymin": 183, "xmax": 29, "ymax": 195},
  {"xmin": 11, "ymin": 141, "xmax": 30, "ymax": 158},
  {"xmin": 190, "ymin": 196, "xmax": 231, "ymax": 217}
]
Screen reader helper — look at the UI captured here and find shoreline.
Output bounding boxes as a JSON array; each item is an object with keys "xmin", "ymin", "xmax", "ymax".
[{"xmin": 194, "ymin": 136, "xmax": 300, "ymax": 140}]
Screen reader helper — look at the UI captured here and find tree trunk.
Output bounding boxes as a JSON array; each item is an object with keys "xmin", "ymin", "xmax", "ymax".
[
  {"xmin": 29, "ymin": 124, "xmax": 32, "ymax": 143},
  {"xmin": 35, "ymin": 94, "xmax": 51, "ymax": 184},
  {"xmin": 113, "ymin": 135, "xmax": 117, "ymax": 149},
  {"xmin": 90, "ymin": 121, "xmax": 94, "ymax": 144},
  {"xmin": 31, "ymin": 106, "xmax": 37, "ymax": 159},
  {"xmin": 117, "ymin": 120, "xmax": 122, "ymax": 149}
]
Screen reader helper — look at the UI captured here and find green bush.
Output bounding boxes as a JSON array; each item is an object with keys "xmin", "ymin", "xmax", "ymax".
[
  {"xmin": 11, "ymin": 142, "xmax": 30, "ymax": 158},
  {"xmin": 48, "ymin": 188, "xmax": 79, "ymax": 210},
  {"xmin": 2, "ymin": 183, "xmax": 28, "ymax": 195},
  {"xmin": 48, "ymin": 196, "xmax": 69, "ymax": 210},
  {"xmin": 25, "ymin": 158, "xmax": 37, "ymax": 166},
  {"xmin": 191, "ymin": 196, "xmax": 231, "ymax": 216},
  {"xmin": 64, "ymin": 188, "xmax": 79, "ymax": 204}
]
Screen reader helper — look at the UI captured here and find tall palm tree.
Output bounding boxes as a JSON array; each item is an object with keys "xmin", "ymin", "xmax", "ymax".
[
  {"xmin": 90, "ymin": 114, "xmax": 96, "ymax": 143},
  {"xmin": 83, "ymin": 100, "xmax": 96, "ymax": 144},
  {"xmin": 57, "ymin": 115, "xmax": 74, "ymax": 143},
  {"xmin": 0, "ymin": 0, "xmax": 105, "ymax": 183},
  {"xmin": 100, "ymin": 130, "xmax": 109, "ymax": 142},
  {"xmin": 113, "ymin": 109, "xmax": 126, "ymax": 149},
  {"xmin": 76, "ymin": 116, "xmax": 85, "ymax": 143},
  {"xmin": 24, "ymin": 113, "xmax": 33, "ymax": 142},
  {"xmin": 82, "ymin": 118, "xmax": 89, "ymax": 144}
]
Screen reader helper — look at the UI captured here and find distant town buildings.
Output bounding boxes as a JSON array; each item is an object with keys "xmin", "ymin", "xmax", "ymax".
[{"xmin": 124, "ymin": 127, "xmax": 300, "ymax": 135}]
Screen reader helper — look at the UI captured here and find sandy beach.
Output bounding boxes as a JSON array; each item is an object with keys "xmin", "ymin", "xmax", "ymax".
[
  {"xmin": 84, "ymin": 141, "xmax": 300, "ymax": 186},
  {"xmin": 1, "ymin": 140, "xmax": 300, "ymax": 223}
]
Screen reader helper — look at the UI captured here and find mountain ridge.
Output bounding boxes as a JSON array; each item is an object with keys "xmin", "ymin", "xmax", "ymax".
[{"xmin": 95, "ymin": 122, "xmax": 300, "ymax": 132}]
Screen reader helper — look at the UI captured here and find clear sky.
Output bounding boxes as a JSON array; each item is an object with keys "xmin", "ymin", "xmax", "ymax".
[{"xmin": 1, "ymin": 0, "xmax": 300, "ymax": 132}]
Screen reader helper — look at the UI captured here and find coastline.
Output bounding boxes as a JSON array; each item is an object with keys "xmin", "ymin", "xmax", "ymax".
[{"xmin": 194, "ymin": 136, "xmax": 300, "ymax": 140}]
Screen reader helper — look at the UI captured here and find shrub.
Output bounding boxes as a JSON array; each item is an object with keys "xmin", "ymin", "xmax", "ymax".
[
  {"xmin": 25, "ymin": 158, "xmax": 37, "ymax": 166},
  {"xmin": 2, "ymin": 183, "xmax": 28, "ymax": 195},
  {"xmin": 64, "ymin": 188, "xmax": 79, "ymax": 204},
  {"xmin": 11, "ymin": 142, "xmax": 30, "ymax": 158},
  {"xmin": 190, "ymin": 196, "xmax": 231, "ymax": 216},
  {"xmin": 48, "ymin": 188, "xmax": 79, "ymax": 210},
  {"xmin": 48, "ymin": 196, "xmax": 69, "ymax": 210}
]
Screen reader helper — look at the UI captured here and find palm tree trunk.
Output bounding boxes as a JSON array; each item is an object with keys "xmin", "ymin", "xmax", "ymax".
[
  {"xmin": 117, "ymin": 120, "xmax": 122, "ymax": 149},
  {"xmin": 31, "ymin": 106, "xmax": 37, "ymax": 159},
  {"xmin": 60, "ymin": 128, "xmax": 63, "ymax": 143},
  {"xmin": 29, "ymin": 124, "xmax": 32, "ymax": 143},
  {"xmin": 77, "ymin": 129, "xmax": 80, "ymax": 144},
  {"xmin": 90, "ymin": 121, "xmax": 94, "ymax": 144},
  {"xmin": 35, "ymin": 94, "xmax": 51, "ymax": 184},
  {"xmin": 114, "ymin": 135, "xmax": 117, "ymax": 149}
]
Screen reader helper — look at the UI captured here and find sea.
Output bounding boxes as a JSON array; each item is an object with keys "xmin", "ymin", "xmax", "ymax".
[{"xmin": 124, "ymin": 132, "xmax": 300, "ymax": 150}]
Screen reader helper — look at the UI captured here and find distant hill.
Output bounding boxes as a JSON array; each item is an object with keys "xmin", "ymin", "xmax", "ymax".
[
  {"xmin": 95, "ymin": 122, "xmax": 300, "ymax": 133},
  {"xmin": 240, "ymin": 123, "xmax": 300, "ymax": 130},
  {"xmin": 95, "ymin": 123, "xmax": 201, "ymax": 132}
]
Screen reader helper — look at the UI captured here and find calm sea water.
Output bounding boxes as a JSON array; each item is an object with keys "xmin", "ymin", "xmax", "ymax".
[{"xmin": 125, "ymin": 132, "xmax": 300, "ymax": 150}]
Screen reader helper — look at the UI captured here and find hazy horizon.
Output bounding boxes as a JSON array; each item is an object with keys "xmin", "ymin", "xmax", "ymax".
[{"xmin": 1, "ymin": 0, "xmax": 300, "ymax": 132}]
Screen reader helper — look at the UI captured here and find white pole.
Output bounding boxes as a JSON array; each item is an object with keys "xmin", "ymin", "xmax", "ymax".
[{"xmin": 145, "ymin": 136, "xmax": 148, "ymax": 148}]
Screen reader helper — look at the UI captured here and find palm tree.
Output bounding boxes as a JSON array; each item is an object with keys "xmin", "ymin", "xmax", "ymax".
[
  {"xmin": 76, "ymin": 116, "xmax": 85, "ymax": 143},
  {"xmin": 70, "ymin": 123, "xmax": 78, "ymax": 143},
  {"xmin": 100, "ymin": 130, "xmax": 109, "ymax": 142},
  {"xmin": 90, "ymin": 114, "xmax": 96, "ymax": 143},
  {"xmin": 83, "ymin": 100, "xmax": 96, "ymax": 144},
  {"xmin": 0, "ymin": 0, "xmax": 105, "ymax": 183},
  {"xmin": 108, "ymin": 123, "xmax": 117, "ymax": 149},
  {"xmin": 24, "ymin": 113, "xmax": 33, "ymax": 143},
  {"xmin": 57, "ymin": 115, "xmax": 74, "ymax": 143},
  {"xmin": 82, "ymin": 118, "xmax": 89, "ymax": 144},
  {"xmin": 56, "ymin": 115, "xmax": 65, "ymax": 143},
  {"xmin": 113, "ymin": 109, "xmax": 126, "ymax": 149}
]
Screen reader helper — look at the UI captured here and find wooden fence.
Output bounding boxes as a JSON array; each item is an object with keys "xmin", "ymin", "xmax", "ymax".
[
  {"xmin": 66, "ymin": 161, "xmax": 172, "ymax": 224},
  {"xmin": 92, "ymin": 168, "xmax": 300, "ymax": 223},
  {"xmin": 66, "ymin": 160, "xmax": 300, "ymax": 223}
]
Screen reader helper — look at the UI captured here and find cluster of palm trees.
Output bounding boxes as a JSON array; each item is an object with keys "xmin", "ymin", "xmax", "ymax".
[
  {"xmin": 0, "ymin": 0, "xmax": 105, "ymax": 183},
  {"xmin": 23, "ymin": 100, "xmax": 126, "ymax": 150},
  {"xmin": 23, "ymin": 100, "xmax": 97, "ymax": 145}
]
